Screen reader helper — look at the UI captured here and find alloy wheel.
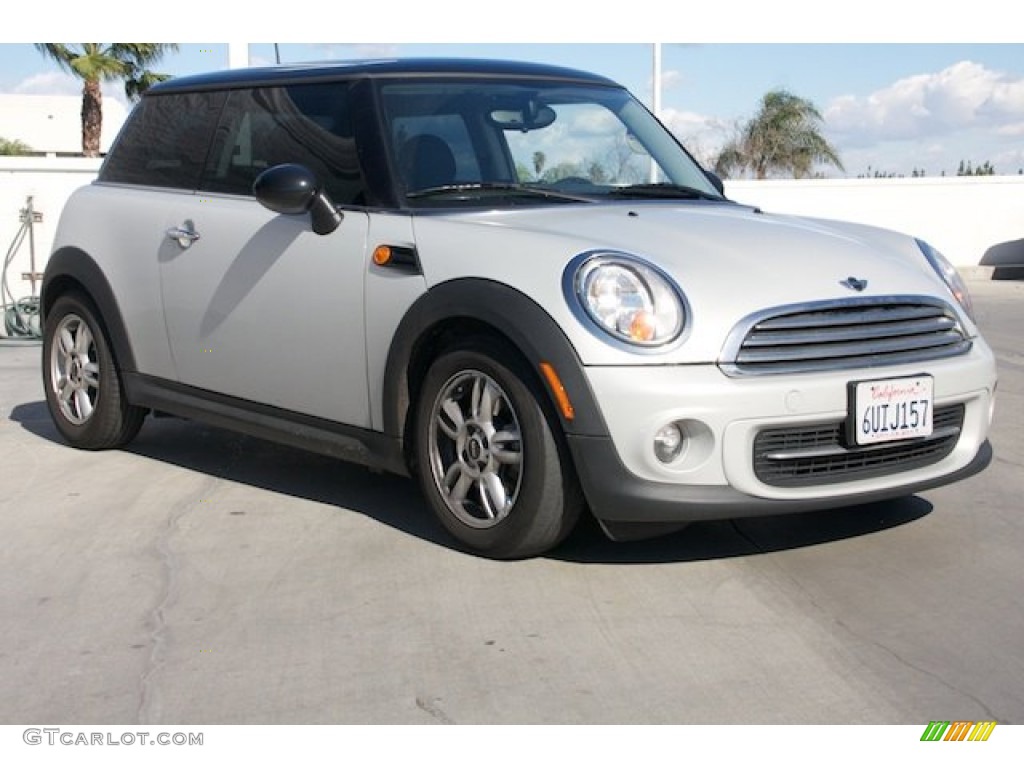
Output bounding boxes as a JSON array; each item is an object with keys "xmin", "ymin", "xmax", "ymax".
[{"xmin": 427, "ymin": 370, "xmax": 524, "ymax": 529}]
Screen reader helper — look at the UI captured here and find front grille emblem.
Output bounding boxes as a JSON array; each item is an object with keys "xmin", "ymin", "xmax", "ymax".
[{"xmin": 841, "ymin": 276, "xmax": 868, "ymax": 292}]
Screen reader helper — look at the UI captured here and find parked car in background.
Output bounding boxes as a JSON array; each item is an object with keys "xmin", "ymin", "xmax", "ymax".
[{"xmin": 41, "ymin": 59, "xmax": 996, "ymax": 558}]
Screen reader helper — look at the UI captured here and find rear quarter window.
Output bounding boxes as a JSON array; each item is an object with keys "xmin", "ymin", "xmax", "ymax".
[{"xmin": 100, "ymin": 91, "xmax": 226, "ymax": 190}]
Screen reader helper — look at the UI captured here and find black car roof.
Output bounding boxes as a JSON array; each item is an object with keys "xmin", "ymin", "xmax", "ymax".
[{"xmin": 149, "ymin": 58, "xmax": 622, "ymax": 94}]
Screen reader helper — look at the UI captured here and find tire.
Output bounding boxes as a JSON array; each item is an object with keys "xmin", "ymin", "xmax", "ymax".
[
  {"xmin": 414, "ymin": 341, "xmax": 583, "ymax": 559},
  {"xmin": 42, "ymin": 291, "xmax": 145, "ymax": 450}
]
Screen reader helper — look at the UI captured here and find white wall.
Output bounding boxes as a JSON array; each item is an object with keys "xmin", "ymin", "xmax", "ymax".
[
  {"xmin": 1, "ymin": 159, "xmax": 102, "ymax": 329},
  {"xmin": 2, "ymin": 160, "xmax": 1021, "ymax": 323},
  {"xmin": 0, "ymin": 95, "xmax": 128, "ymax": 156},
  {"xmin": 724, "ymin": 175, "xmax": 1024, "ymax": 273}
]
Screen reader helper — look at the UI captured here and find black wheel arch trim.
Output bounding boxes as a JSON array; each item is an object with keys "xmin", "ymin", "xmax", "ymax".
[
  {"xmin": 41, "ymin": 246, "xmax": 137, "ymax": 373},
  {"xmin": 383, "ymin": 278, "xmax": 610, "ymax": 441}
]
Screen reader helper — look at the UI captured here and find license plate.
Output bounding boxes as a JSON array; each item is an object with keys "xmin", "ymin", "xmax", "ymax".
[{"xmin": 849, "ymin": 375, "xmax": 934, "ymax": 446}]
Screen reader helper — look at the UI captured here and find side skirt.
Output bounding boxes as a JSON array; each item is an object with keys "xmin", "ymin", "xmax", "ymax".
[{"xmin": 123, "ymin": 373, "xmax": 409, "ymax": 476}]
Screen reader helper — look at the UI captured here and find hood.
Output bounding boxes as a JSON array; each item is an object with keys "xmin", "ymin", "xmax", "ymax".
[{"xmin": 411, "ymin": 201, "xmax": 963, "ymax": 365}]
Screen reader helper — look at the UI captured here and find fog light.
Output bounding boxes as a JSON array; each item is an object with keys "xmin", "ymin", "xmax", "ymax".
[{"xmin": 654, "ymin": 422, "xmax": 685, "ymax": 463}]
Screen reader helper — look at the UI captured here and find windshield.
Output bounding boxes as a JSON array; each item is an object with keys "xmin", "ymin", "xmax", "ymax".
[{"xmin": 378, "ymin": 79, "xmax": 722, "ymax": 207}]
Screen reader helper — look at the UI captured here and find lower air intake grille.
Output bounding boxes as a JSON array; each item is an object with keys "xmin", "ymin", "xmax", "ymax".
[{"xmin": 753, "ymin": 404, "xmax": 964, "ymax": 487}]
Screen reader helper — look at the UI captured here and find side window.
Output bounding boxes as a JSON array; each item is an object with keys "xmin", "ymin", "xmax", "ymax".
[
  {"xmin": 200, "ymin": 83, "xmax": 367, "ymax": 206},
  {"xmin": 100, "ymin": 92, "xmax": 224, "ymax": 189}
]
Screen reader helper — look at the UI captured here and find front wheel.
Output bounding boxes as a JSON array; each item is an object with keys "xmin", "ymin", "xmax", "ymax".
[
  {"xmin": 414, "ymin": 343, "xmax": 583, "ymax": 559},
  {"xmin": 42, "ymin": 292, "xmax": 145, "ymax": 450}
]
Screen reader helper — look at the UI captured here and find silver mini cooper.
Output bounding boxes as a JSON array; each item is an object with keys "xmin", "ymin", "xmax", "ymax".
[{"xmin": 42, "ymin": 59, "xmax": 996, "ymax": 558}]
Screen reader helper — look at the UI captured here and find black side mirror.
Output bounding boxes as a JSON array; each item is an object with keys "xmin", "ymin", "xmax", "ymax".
[
  {"xmin": 704, "ymin": 170, "xmax": 726, "ymax": 197},
  {"xmin": 254, "ymin": 164, "xmax": 342, "ymax": 236}
]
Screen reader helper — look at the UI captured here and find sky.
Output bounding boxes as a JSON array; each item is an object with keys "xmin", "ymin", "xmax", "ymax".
[{"xmin": 3, "ymin": 2, "xmax": 1023, "ymax": 177}]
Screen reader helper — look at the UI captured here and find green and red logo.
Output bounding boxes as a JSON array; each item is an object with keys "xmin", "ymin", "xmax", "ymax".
[{"xmin": 920, "ymin": 721, "xmax": 997, "ymax": 741}]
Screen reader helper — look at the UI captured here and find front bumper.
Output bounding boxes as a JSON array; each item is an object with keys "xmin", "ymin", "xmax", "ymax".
[
  {"xmin": 569, "ymin": 434, "xmax": 992, "ymax": 524},
  {"xmin": 570, "ymin": 344, "xmax": 996, "ymax": 524}
]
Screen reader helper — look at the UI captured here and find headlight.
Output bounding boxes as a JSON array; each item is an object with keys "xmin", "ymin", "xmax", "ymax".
[
  {"xmin": 567, "ymin": 252, "xmax": 686, "ymax": 347},
  {"xmin": 917, "ymin": 239, "xmax": 975, "ymax": 322}
]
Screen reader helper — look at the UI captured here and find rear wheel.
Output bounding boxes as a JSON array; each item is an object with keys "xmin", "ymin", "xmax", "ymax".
[
  {"xmin": 42, "ymin": 292, "xmax": 145, "ymax": 449},
  {"xmin": 414, "ymin": 342, "xmax": 582, "ymax": 559}
]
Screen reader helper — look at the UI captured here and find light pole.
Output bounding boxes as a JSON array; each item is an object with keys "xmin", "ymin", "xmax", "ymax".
[
  {"xmin": 650, "ymin": 43, "xmax": 662, "ymax": 182},
  {"xmin": 653, "ymin": 42, "xmax": 662, "ymax": 120},
  {"xmin": 228, "ymin": 43, "xmax": 248, "ymax": 69}
]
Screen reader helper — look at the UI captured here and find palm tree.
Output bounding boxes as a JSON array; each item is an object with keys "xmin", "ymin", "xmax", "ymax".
[
  {"xmin": 715, "ymin": 89, "xmax": 843, "ymax": 180},
  {"xmin": 34, "ymin": 44, "xmax": 178, "ymax": 157},
  {"xmin": 533, "ymin": 151, "xmax": 546, "ymax": 177}
]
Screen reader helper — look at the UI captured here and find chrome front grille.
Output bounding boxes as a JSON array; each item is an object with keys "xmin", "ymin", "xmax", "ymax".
[
  {"xmin": 753, "ymin": 403, "xmax": 964, "ymax": 487},
  {"xmin": 720, "ymin": 296, "xmax": 971, "ymax": 376}
]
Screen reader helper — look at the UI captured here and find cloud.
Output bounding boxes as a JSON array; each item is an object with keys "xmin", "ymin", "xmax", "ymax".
[
  {"xmin": 652, "ymin": 69, "xmax": 685, "ymax": 91},
  {"xmin": 305, "ymin": 43, "xmax": 399, "ymax": 61},
  {"xmin": 568, "ymin": 108, "xmax": 619, "ymax": 136},
  {"xmin": 14, "ymin": 71, "xmax": 81, "ymax": 96},
  {"xmin": 825, "ymin": 60, "xmax": 1024, "ymax": 146},
  {"xmin": 660, "ymin": 107, "xmax": 735, "ymax": 165},
  {"xmin": 353, "ymin": 44, "xmax": 400, "ymax": 59},
  {"xmin": 995, "ymin": 122, "xmax": 1024, "ymax": 137}
]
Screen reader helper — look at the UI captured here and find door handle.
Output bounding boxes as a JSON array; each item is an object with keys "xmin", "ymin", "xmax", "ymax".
[{"xmin": 166, "ymin": 226, "xmax": 201, "ymax": 249}]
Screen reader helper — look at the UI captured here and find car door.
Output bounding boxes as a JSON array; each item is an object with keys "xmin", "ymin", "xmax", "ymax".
[{"xmin": 158, "ymin": 82, "xmax": 373, "ymax": 428}]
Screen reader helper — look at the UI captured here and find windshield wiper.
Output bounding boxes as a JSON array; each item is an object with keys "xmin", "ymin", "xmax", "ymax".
[
  {"xmin": 406, "ymin": 182, "xmax": 595, "ymax": 203},
  {"xmin": 605, "ymin": 183, "xmax": 724, "ymax": 201}
]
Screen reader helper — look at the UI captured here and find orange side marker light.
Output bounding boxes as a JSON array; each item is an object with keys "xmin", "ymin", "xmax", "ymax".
[{"xmin": 539, "ymin": 362, "xmax": 575, "ymax": 421}]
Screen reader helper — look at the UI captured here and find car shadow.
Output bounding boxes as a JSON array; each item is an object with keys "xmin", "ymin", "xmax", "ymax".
[
  {"xmin": 10, "ymin": 400, "xmax": 448, "ymax": 547},
  {"xmin": 10, "ymin": 400, "xmax": 933, "ymax": 564},
  {"xmin": 9, "ymin": 400, "xmax": 58, "ymax": 436},
  {"xmin": 551, "ymin": 496, "xmax": 932, "ymax": 564}
]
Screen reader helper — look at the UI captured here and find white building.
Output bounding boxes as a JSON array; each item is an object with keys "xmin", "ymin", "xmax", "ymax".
[{"xmin": 0, "ymin": 94, "xmax": 128, "ymax": 156}]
